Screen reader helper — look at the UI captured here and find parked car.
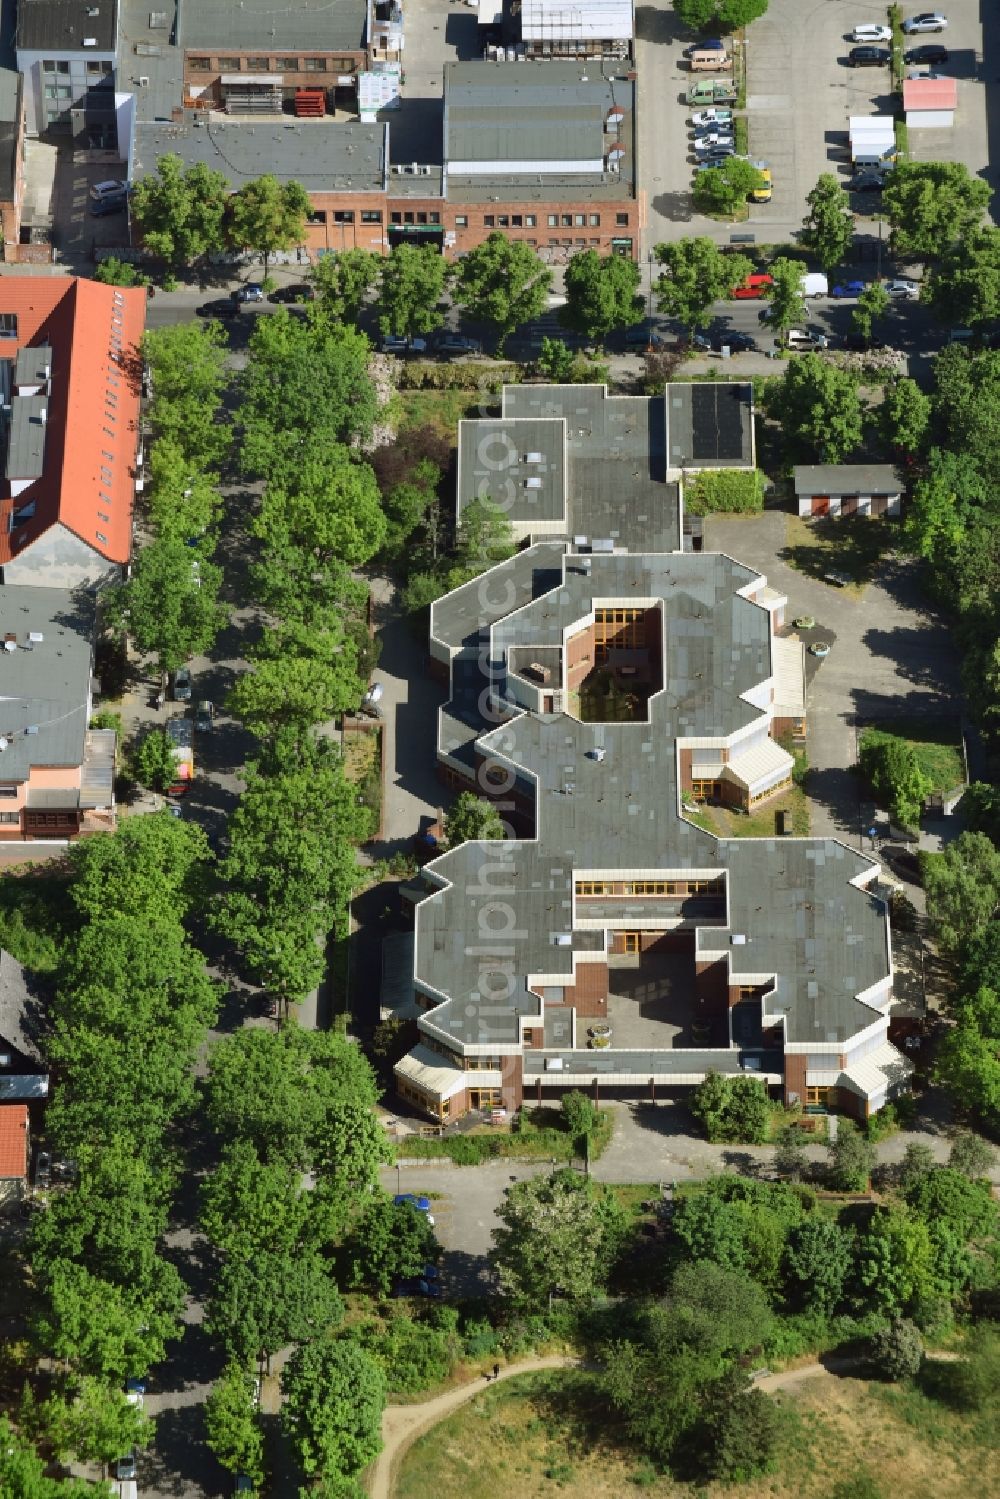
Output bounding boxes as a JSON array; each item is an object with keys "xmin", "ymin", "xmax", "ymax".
[
  {"xmin": 695, "ymin": 147, "xmax": 736, "ymax": 166},
  {"xmin": 125, "ymin": 1378, "xmax": 146, "ymax": 1410},
  {"xmin": 90, "ymin": 179, "xmax": 127, "ymax": 200},
  {"xmin": 712, "ymin": 330, "xmax": 756, "ymax": 352},
  {"xmin": 906, "ymin": 67, "xmax": 947, "ymax": 78},
  {"xmin": 885, "ymin": 277, "xmax": 920, "ymax": 299},
  {"xmin": 381, "ymin": 335, "xmax": 428, "ymax": 355},
  {"xmin": 832, "ymin": 280, "xmax": 868, "ymax": 298},
  {"xmin": 733, "ymin": 272, "xmax": 773, "ymax": 300},
  {"xmin": 841, "ymin": 331, "xmax": 885, "ymax": 350},
  {"xmin": 625, "ymin": 322, "xmax": 669, "ymax": 349},
  {"xmin": 35, "ymin": 1150, "xmax": 51, "ymax": 1189},
  {"xmin": 848, "ymin": 45, "xmax": 890, "ymax": 65},
  {"xmin": 785, "ymin": 328, "xmax": 829, "ymax": 349},
  {"xmin": 849, "ymin": 171, "xmax": 886, "ymax": 191},
  {"xmin": 114, "ymin": 1455, "xmax": 137, "ymax": 1481},
  {"xmin": 394, "ymin": 1192, "xmax": 435, "ymax": 1226},
  {"xmin": 693, "ymin": 128, "xmax": 735, "ymax": 148},
  {"xmin": 172, "ymin": 666, "xmax": 192, "ymax": 702},
  {"xmin": 434, "ymin": 334, "xmax": 482, "ymax": 356},
  {"xmin": 684, "ymin": 37, "xmax": 725, "ymax": 52},
  {"xmin": 90, "ymin": 193, "xmax": 127, "ymax": 217},
  {"xmin": 690, "ymin": 107, "xmax": 733, "ymax": 127},
  {"xmin": 194, "ymin": 700, "xmax": 215, "ymax": 733},
  {"xmin": 232, "ymin": 283, "xmax": 265, "ymax": 303},
  {"xmin": 270, "ymin": 282, "xmax": 315, "ymax": 303},
  {"xmin": 235, "ymin": 1478, "xmax": 255, "ymax": 1495},
  {"xmin": 902, "ymin": 11, "xmax": 947, "ymax": 31},
  {"xmin": 850, "ymin": 23, "xmax": 893, "ymax": 41},
  {"xmin": 750, "ymin": 168, "xmax": 773, "ymax": 203},
  {"xmin": 905, "ymin": 43, "xmax": 948, "ymax": 61},
  {"xmin": 197, "ymin": 299, "xmax": 241, "ymax": 319}
]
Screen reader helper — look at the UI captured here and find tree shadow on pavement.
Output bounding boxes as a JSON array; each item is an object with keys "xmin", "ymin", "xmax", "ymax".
[
  {"xmin": 147, "ymin": 1402, "xmax": 218, "ymax": 1499},
  {"xmin": 441, "ymin": 1247, "xmax": 495, "ymax": 1299}
]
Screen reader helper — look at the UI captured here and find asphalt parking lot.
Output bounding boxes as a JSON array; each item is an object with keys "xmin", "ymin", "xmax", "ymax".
[{"xmin": 639, "ymin": 0, "xmax": 994, "ymax": 256}]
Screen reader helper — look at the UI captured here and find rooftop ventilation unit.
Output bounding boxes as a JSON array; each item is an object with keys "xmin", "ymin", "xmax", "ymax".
[
  {"xmin": 525, "ymin": 451, "xmax": 543, "ymax": 463},
  {"xmin": 553, "ymin": 933, "xmax": 572, "ymax": 946},
  {"xmin": 590, "ymin": 746, "xmax": 606, "ymax": 762},
  {"xmin": 26, "ymin": 725, "xmax": 38, "ymax": 735},
  {"xmin": 27, "ymin": 632, "xmax": 43, "ymax": 644},
  {"xmin": 524, "ymin": 476, "xmax": 543, "ymax": 489},
  {"xmin": 731, "ymin": 933, "xmax": 747, "ymax": 945}
]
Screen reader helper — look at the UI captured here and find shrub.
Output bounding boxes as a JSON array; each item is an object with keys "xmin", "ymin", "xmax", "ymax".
[
  {"xmin": 827, "ymin": 1120, "xmax": 875, "ymax": 1191},
  {"xmin": 868, "ymin": 1317, "xmax": 923, "ymax": 1380},
  {"xmin": 683, "ymin": 468, "xmax": 765, "ymax": 516}
]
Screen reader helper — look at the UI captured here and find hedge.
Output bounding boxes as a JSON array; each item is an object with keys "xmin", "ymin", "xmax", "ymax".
[{"xmin": 683, "ymin": 468, "xmax": 765, "ymax": 516}]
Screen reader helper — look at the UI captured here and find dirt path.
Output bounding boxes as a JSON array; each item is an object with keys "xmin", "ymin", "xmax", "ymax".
[
  {"xmin": 366, "ymin": 1353, "xmax": 886, "ymax": 1499},
  {"xmin": 366, "ymin": 1354, "xmax": 581, "ymax": 1499}
]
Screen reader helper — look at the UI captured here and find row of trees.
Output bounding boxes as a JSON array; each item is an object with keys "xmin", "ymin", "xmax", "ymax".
[
  {"xmin": 197, "ymin": 1024, "xmax": 393, "ymax": 1490},
  {"xmin": 22, "ymin": 818, "xmax": 218, "ymax": 1476}
]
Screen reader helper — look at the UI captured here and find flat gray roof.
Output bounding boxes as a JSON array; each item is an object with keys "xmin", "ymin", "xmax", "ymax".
[
  {"xmin": 6, "ymin": 396, "xmax": 48, "ymax": 482},
  {"xmin": 665, "ymin": 381, "xmax": 754, "ymax": 470},
  {"xmin": 15, "ymin": 344, "xmax": 51, "ymax": 387},
  {"xmin": 793, "ymin": 464, "xmax": 901, "ymax": 495},
  {"xmin": 117, "ymin": 0, "xmax": 181, "ymax": 127},
  {"xmin": 458, "ymin": 417, "xmax": 566, "ymax": 527},
  {"xmin": 16, "ymin": 0, "xmax": 118, "ymax": 52},
  {"xmin": 415, "ymin": 545, "xmax": 890, "ymax": 1053},
  {"xmin": 502, "ymin": 385, "xmax": 680, "ymax": 550},
  {"xmin": 0, "ymin": 587, "xmax": 94, "ymax": 780},
  {"xmin": 132, "ymin": 117, "xmax": 387, "ymax": 192},
  {"xmin": 179, "ymin": 0, "xmax": 367, "ymax": 53}
]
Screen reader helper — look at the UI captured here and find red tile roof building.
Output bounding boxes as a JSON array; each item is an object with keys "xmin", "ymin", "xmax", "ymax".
[
  {"xmin": 0, "ymin": 276, "xmax": 146, "ymax": 587},
  {"xmin": 0, "ymin": 1102, "xmax": 28, "ymax": 1180}
]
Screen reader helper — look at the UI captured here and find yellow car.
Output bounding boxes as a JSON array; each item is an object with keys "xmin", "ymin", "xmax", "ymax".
[{"xmin": 750, "ymin": 167, "xmax": 773, "ymax": 203}]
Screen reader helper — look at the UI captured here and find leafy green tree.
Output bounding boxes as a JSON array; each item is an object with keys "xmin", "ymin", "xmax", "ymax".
[
  {"xmin": 311, "ymin": 249, "xmax": 382, "ymax": 321},
  {"xmin": 94, "ymin": 258, "xmax": 148, "ymax": 288},
  {"xmin": 142, "ymin": 320, "xmax": 231, "ymax": 469},
  {"xmin": 561, "ymin": 1090, "xmax": 597, "ymax": 1146},
  {"xmin": 360, "ymin": 1310, "xmax": 459, "ymax": 1395},
  {"xmin": 378, "ymin": 244, "xmax": 448, "ymax": 339},
  {"xmin": 827, "ymin": 1119, "xmax": 875, "ymax": 1191},
  {"xmin": 206, "ymin": 1250, "xmax": 344, "ymax": 1368},
  {"xmin": 107, "ymin": 536, "xmax": 226, "ymax": 675},
  {"xmin": 200, "ymin": 1142, "xmax": 310, "ymax": 1258},
  {"xmin": 904, "ymin": 464, "xmax": 969, "ymax": 561},
  {"xmin": 130, "ymin": 153, "xmax": 230, "ymax": 270},
  {"xmin": 0, "ymin": 1414, "xmax": 99, "ymax": 1498},
  {"xmin": 252, "ymin": 446, "xmax": 386, "ymax": 572},
  {"xmin": 455, "ymin": 498, "xmax": 515, "ymax": 568},
  {"xmin": 144, "ymin": 437, "xmax": 222, "ymax": 545},
  {"xmin": 228, "ymin": 655, "xmax": 358, "ymax": 743},
  {"xmin": 897, "ymin": 1142, "xmax": 935, "ymax": 1193},
  {"xmin": 536, "ymin": 336, "xmax": 576, "ymax": 381},
  {"xmin": 133, "ymin": 728, "xmax": 180, "ymax": 794},
  {"xmin": 948, "ymin": 1323, "xmax": 1000, "ymax": 1410},
  {"xmin": 764, "ymin": 255, "xmax": 808, "ymax": 334},
  {"xmin": 932, "ymin": 345, "xmax": 1000, "ymax": 485},
  {"xmin": 280, "ymin": 1339, "xmax": 386, "ymax": 1480},
  {"xmin": 343, "ymin": 1196, "xmax": 438, "ymax": 1297},
  {"xmin": 67, "ymin": 812, "xmax": 210, "ymax": 925},
  {"xmin": 762, "ymin": 355, "xmax": 864, "ymax": 462},
  {"xmin": 948, "ymin": 1130, "xmax": 996, "ymax": 1179},
  {"xmin": 856, "ymin": 1206, "xmax": 934, "ymax": 1314},
  {"xmin": 560, "ymin": 250, "xmax": 643, "ymax": 347},
  {"xmin": 852, "ymin": 282, "xmax": 890, "ymax": 343},
  {"xmin": 671, "ymin": 1192, "xmax": 747, "ymax": 1271},
  {"xmin": 34, "ymin": 1259, "xmax": 183, "ymax": 1383},
  {"xmin": 867, "ymin": 1317, "xmax": 924, "ymax": 1380},
  {"xmin": 228, "ymin": 175, "xmax": 310, "ymax": 282},
  {"xmin": 240, "ymin": 311, "xmax": 378, "ymax": 476},
  {"xmin": 802, "ymin": 173, "xmax": 855, "ymax": 274},
  {"xmin": 878, "ymin": 377, "xmax": 931, "ymax": 459},
  {"xmin": 928, "ymin": 227, "xmax": 1000, "ymax": 326},
  {"xmin": 205, "ymin": 1362, "xmax": 264, "ymax": 1487},
  {"xmin": 672, "ymin": 0, "xmax": 716, "ymax": 22},
  {"xmin": 936, "ymin": 996, "xmax": 1000, "ymax": 1134},
  {"xmin": 725, "ymin": 1076, "xmax": 770, "ymax": 1143},
  {"xmin": 859, "ymin": 733, "xmax": 932, "ymax": 829},
  {"xmin": 668, "ymin": 1261, "xmax": 774, "ymax": 1356},
  {"xmin": 698, "ymin": 1367, "xmax": 780, "ymax": 1482},
  {"xmin": 773, "ymin": 1125, "xmax": 809, "ymax": 1182},
  {"xmin": 693, "ymin": 158, "xmax": 766, "ymax": 216},
  {"xmin": 444, "ymin": 791, "xmax": 505, "ymax": 846},
  {"xmin": 784, "ymin": 1217, "xmax": 852, "ymax": 1311},
  {"xmin": 882, "ymin": 161, "xmax": 991, "ymax": 262},
  {"xmin": 653, "ymin": 238, "xmax": 752, "ymax": 335},
  {"xmin": 39, "ymin": 1378, "xmax": 152, "ymax": 1470},
  {"xmin": 380, "ymin": 457, "xmax": 441, "ymax": 564},
  {"xmin": 925, "ymin": 833, "xmax": 1000, "ymax": 952},
  {"xmin": 689, "ymin": 1071, "xmax": 732, "ymax": 1141},
  {"xmin": 904, "ymin": 1165, "xmax": 997, "ymax": 1241},
  {"xmin": 490, "ymin": 1170, "xmax": 627, "ymax": 1310},
  {"xmin": 453, "ymin": 233, "xmax": 552, "ymax": 353}
]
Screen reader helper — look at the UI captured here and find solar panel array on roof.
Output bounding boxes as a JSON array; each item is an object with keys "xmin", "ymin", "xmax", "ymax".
[{"xmin": 691, "ymin": 384, "xmax": 744, "ymax": 462}]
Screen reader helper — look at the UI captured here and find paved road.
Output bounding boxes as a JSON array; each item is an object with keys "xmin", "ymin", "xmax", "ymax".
[{"xmin": 702, "ymin": 512, "xmax": 960, "ymax": 845}]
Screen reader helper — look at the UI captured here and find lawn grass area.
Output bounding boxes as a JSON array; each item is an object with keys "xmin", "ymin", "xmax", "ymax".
[
  {"xmin": 396, "ymin": 1367, "xmax": 1000, "ymax": 1499},
  {"xmin": 860, "ymin": 720, "xmax": 964, "ymax": 796},
  {"xmin": 396, "ymin": 387, "xmax": 495, "ymax": 436},
  {"xmin": 400, "ymin": 1106, "xmax": 613, "ymax": 1165},
  {"xmin": 781, "ymin": 513, "xmax": 895, "ymax": 594},
  {"xmin": 341, "ymin": 724, "xmax": 382, "ymax": 839},
  {"xmin": 698, "ymin": 780, "xmax": 810, "ymax": 839},
  {"xmin": 0, "ymin": 865, "xmax": 72, "ymax": 972}
]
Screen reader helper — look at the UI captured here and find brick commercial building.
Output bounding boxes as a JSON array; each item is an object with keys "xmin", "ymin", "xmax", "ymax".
[
  {"xmin": 393, "ymin": 382, "xmax": 910, "ymax": 1125},
  {"xmin": 127, "ymin": 60, "xmax": 642, "ymax": 260}
]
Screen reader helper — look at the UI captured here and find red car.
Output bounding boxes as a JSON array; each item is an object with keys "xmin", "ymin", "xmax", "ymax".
[{"xmin": 732, "ymin": 273, "xmax": 774, "ymax": 300}]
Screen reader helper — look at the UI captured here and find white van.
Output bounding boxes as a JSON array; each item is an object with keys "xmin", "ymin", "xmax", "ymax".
[{"xmin": 800, "ymin": 273, "xmax": 829, "ymax": 298}]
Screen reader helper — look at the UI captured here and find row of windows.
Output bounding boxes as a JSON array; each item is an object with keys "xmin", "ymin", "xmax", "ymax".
[
  {"xmin": 310, "ymin": 209, "xmax": 386, "ymax": 224},
  {"xmin": 396, "ymin": 1079, "xmax": 450, "ymax": 1117},
  {"xmin": 389, "ymin": 211, "xmax": 441, "ymax": 225},
  {"xmin": 747, "ymin": 774, "xmax": 793, "ymax": 808},
  {"xmin": 43, "ymin": 60, "xmax": 112, "ymax": 75},
  {"xmin": 188, "ymin": 55, "xmax": 357, "ymax": 72},
  {"xmin": 575, "ymin": 878, "xmax": 723, "ymax": 897},
  {"xmin": 0, "ymin": 812, "xmax": 18, "ymax": 825}
]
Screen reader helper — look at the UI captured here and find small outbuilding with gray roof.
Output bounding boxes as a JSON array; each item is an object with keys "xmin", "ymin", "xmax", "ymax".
[{"xmin": 794, "ymin": 464, "xmax": 902, "ymax": 519}]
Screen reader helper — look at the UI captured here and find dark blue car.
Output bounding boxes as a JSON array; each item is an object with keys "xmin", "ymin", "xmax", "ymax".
[{"xmin": 832, "ymin": 280, "xmax": 868, "ymax": 299}]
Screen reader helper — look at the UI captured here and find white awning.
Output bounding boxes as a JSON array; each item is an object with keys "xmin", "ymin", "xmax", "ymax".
[
  {"xmin": 839, "ymin": 1041, "xmax": 914, "ymax": 1101},
  {"xmin": 691, "ymin": 759, "xmax": 725, "ymax": 779},
  {"xmin": 724, "ymin": 736, "xmax": 793, "ymax": 795},
  {"xmin": 395, "ymin": 1045, "xmax": 471, "ymax": 1101},
  {"xmin": 772, "ymin": 634, "xmax": 805, "ymax": 718}
]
